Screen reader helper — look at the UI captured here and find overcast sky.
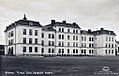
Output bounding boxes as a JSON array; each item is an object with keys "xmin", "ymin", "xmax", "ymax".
[{"xmin": 0, "ymin": 0, "xmax": 119, "ymax": 44}]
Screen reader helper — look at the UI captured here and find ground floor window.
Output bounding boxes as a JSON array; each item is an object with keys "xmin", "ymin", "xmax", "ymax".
[
  {"xmin": 29, "ymin": 47, "xmax": 32, "ymax": 52},
  {"xmin": 23, "ymin": 47, "xmax": 26, "ymax": 52}
]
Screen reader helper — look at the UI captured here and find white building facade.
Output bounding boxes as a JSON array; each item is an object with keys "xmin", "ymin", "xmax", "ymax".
[{"xmin": 4, "ymin": 16, "xmax": 117, "ymax": 56}]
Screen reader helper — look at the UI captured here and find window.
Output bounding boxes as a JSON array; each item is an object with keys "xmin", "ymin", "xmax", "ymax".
[
  {"xmin": 67, "ymin": 49, "xmax": 70, "ymax": 53},
  {"xmin": 92, "ymin": 50, "xmax": 93, "ymax": 54},
  {"xmin": 112, "ymin": 50, "xmax": 113, "ymax": 54},
  {"xmin": 62, "ymin": 49, "xmax": 64, "ymax": 54},
  {"xmin": 11, "ymin": 39, "xmax": 13, "ymax": 44},
  {"xmin": 52, "ymin": 49, "xmax": 54, "ymax": 53},
  {"xmin": 73, "ymin": 36, "xmax": 75, "ymax": 40},
  {"xmin": 106, "ymin": 37, "xmax": 108, "ymax": 41},
  {"xmin": 41, "ymin": 40, "xmax": 44, "ymax": 45},
  {"xmin": 84, "ymin": 50, "xmax": 86, "ymax": 54},
  {"xmin": 11, "ymin": 31, "xmax": 14, "ymax": 37},
  {"xmin": 109, "ymin": 50, "xmax": 110, "ymax": 54},
  {"xmin": 59, "ymin": 35, "xmax": 61, "ymax": 39},
  {"xmin": 76, "ymin": 43, "xmax": 78, "ymax": 47},
  {"xmin": 112, "ymin": 44, "xmax": 114, "ymax": 48},
  {"xmin": 89, "ymin": 50, "xmax": 91, "ymax": 54},
  {"xmin": 23, "ymin": 38, "xmax": 26, "ymax": 43},
  {"xmin": 29, "ymin": 29, "xmax": 32, "ymax": 35},
  {"xmin": 109, "ymin": 44, "xmax": 110, "ymax": 48},
  {"xmin": 89, "ymin": 43, "xmax": 91, "ymax": 48},
  {"xmin": 58, "ymin": 41, "xmax": 61, "ymax": 46},
  {"xmin": 92, "ymin": 38, "xmax": 94, "ymax": 41},
  {"xmin": 42, "ymin": 33, "xmax": 44, "ymax": 38},
  {"xmin": 59, "ymin": 28, "xmax": 61, "ymax": 32},
  {"xmin": 105, "ymin": 43, "xmax": 108, "ymax": 47},
  {"xmin": 62, "ymin": 35, "xmax": 64, "ymax": 39},
  {"xmin": 48, "ymin": 34, "xmax": 51, "ymax": 38},
  {"xmin": 23, "ymin": 47, "xmax": 26, "ymax": 52},
  {"xmin": 105, "ymin": 50, "xmax": 107, "ymax": 54},
  {"xmin": 76, "ymin": 49, "xmax": 78, "ymax": 53},
  {"xmin": 23, "ymin": 29, "xmax": 26, "ymax": 35},
  {"xmin": 48, "ymin": 41, "xmax": 51, "ymax": 46},
  {"xmin": 29, "ymin": 47, "xmax": 32, "ymax": 52},
  {"xmin": 35, "ymin": 38, "xmax": 38, "ymax": 44},
  {"xmin": 59, "ymin": 49, "xmax": 61, "ymax": 53},
  {"xmin": 67, "ymin": 35, "xmax": 70, "ymax": 40},
  {"xmin": 35, "ymin": 47, "xmax": 38, "ymax": 52},
  {"xmin": 109, "ymin": 37, "xmax": 111, "ymax": 41},
  {"xmin": 35, "ymin": 30, "xmax": 38, "ymax": 36},
  {"xmin": 89, "ymin": 37, "xmax": 91, "ymax": 41},
  {"xmin": 81, "ymin": 49, "xmax": 83, "ymax": 53},
  {"xmin": 48, "ymin": 48, "xmax": 51, "ymax": 53},
  {"xmin": 73, "ymin": 42, "xmax": 75, "ymax": 47},
  {"xmin": 62, "ymin": 28, "xmax": 64, "ymax": 32},
  {"xmin": 52, "ymin": 41, "xmax": 54, "ymax": 46},
  {"xmin": 73, "ymin": 49, "xmax": 75, "ymax": 53},
  {"xmin": 92, "ymin": 44, "xmax": 94, "ymax": 48},
  {"xmin": 84, "ymin": 37, "xmax": 86, "ymax": 41},
  {"xmin": 81, "ymin": 37, "xmax": 83, "ymax": 41},
  {"xmin": 29, "ymin": 38, "xmax": 32, "ymax": 44},
  {"xmin": 68, "ymin": 29, "xmax": 70, "ymax": 33},
  {"xmin": 41, "ymin": 48, "xmax": 44, "ymax": 53},
  {"xmin": 52, "ymin": 34, "xmax": 54, "ymax": 39},
  {"xmin": 76, "ymin": 30, "xmax": 78, "ymax": 33},
  {"xmin": 8, "ymin": 32, "xmax": 11, "ymax": 38},
  {"xmin": 112, "ymin": 37, "xmax": 114, "ymax": 42},
  {"xmin": 73, "ymin": 29, "xmax": 75, "ymax": 33},
  {"xmin": 76, "ymin": 36, "xmax": 78, "ymax": 40},
  {"xmin": 67, "ymin": 42, "xmax": 70, "ymax": 47}
]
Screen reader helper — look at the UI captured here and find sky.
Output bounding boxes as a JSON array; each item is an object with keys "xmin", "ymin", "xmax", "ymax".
[{"xmin": 0, "ymin": 0, "xmax": 119, "ymax": 44}]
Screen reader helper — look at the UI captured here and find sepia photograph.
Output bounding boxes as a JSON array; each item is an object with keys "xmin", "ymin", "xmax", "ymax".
[{"xmin": 0, "ymin": 0, "xmax": 119, "ymax": 76}]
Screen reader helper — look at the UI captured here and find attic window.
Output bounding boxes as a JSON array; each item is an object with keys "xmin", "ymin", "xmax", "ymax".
[
  {"xmin": 109, "ymin": 32, "xmax": 111, "ymax": 34},
  {"xmin": 29, "ymin": 22, "xmax": 33, "ymax": 25},
  {"xmin": 97, "ymin": 32, "xmax": 99, "ymax": 34}
]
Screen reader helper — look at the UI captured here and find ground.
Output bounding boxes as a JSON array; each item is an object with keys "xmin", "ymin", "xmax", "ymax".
[{"xmin": 1, "ymin": 56, "xmax": 119, "ymax": 76}]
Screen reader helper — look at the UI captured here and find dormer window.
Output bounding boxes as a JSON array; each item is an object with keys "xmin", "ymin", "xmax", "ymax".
[
  {"xmin": 29, "ymin": 22, "xmax": 33, "ymax": 25},
  {"xmin": 109, "ymin": 32, "xmax": 111, "ymax": 34}
]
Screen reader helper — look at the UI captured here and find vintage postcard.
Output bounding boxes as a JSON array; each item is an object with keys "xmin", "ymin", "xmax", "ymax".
[{"xmin": 0, "ymin": 0, "xmax": 119, "ymax": 76}]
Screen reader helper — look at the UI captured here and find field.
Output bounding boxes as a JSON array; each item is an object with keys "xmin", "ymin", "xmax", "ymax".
[{"xmin": 1, "ymin": 56, "xmax": 119, "ymax": 76}]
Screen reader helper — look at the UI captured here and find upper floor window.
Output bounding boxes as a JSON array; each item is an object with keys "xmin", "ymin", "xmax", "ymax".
[
  {"xmin": 29, "ymin": 29, "xmax": 32, "ymax": 35},
  {"xmin": 35, "ymin": 30, "xmax": 38, "ymax": 36},
  {"xmin": 62, "ymin": 28, "xmax": 64, "ymax": 32},
  {"xmin": 35, "ymin": 38, "xmax": 38, "ymax": 44},
  {"xmin": 41, "ymin": 48, "xmax": 44, "ymax": 53},
  {"xmin": 68, "ymin": 29, "xmax": 70, "ymax": 33},
  {"xmin": 59, "ymin": 28, "xmax": 61, "ymax": 32},
  {"xmin": 76, "ymin": 30, "xmax": 78, "ymax": 33},
  {"xmin": 29, "ymin": 38, "xmax": 32, "ymax": 44},
  {"xmin": 67, "ymin": 35, "xmax": 70, "ymax": 40},
  {"xmin": 23, "ymin": 29, "xmax": 26, "ymax": 35},
  {"xmin": 41, "ymin": 33, "xmax": 44, "ymax": 38},
  {"xmin": 11, "ymin": 31, "xmax": 14, "ymax": 37},
  {"xmin": 59, "ymin": 35, "xmax": 61, "ymax": 39},
  {"xmin": 48, "ymin": 48, "xmax": 51, "ymax": 53},
  {"xmin": 52, "ymin": 34, "xmax": 54, "ymax": 39},
  {"xmin": 48, "ymin": 34, "xmax": 51, "ymax": 38},
  {"xmin": 67, "ymin": 49, "xmax": 70, "ymax": 53},
  {"xmin": 62, "ymin": 35, "xmax": 64, "ymax": 39},
  {"xmin": 41, "ymin": 40, "xmax": 44, "ymax": 45},
  {"xmin": 23, "ymin": 38, "xmax": 26, "ymax": 43},
  {"xmin": 76, "ymin": 36, "xmax": 78, "ymax": 40},
  {"xmin": 73, "ymin": 36, "xmax": 75, "ymax": 40},
  {"xmin": 109, "ymin": 37, "xmax": 111, "ymax": 41},
  {"xmin": 89, "ymin": 37, "xmax": 91, "ymax": 41},
  {"xmin": 73, "ymin": 29, "xmax": 75, "ymax": 33}
]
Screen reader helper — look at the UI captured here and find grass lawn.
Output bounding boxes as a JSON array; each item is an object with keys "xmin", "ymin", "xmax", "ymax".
[{"xmin": 1, "ymin": 56, "xmax": 119, "ymax": 76}]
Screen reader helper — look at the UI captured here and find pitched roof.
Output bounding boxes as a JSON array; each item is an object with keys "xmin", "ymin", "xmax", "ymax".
[
  {"xmin": 42, "ymin": 26, "xmax": 56, "ymax": 31},
  {"xmin": 46, "ymin": 20, "xmax": 81, "ymax": 29},
  {"xmin": 5, "ymin": 17, "xmax": 42, "ymax": 32}
]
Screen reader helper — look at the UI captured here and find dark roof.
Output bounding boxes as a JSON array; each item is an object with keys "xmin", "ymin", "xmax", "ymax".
[
  {"xmin": 5, "ymin": 16, "xmax": 42, "ymax": 32},
  {"xmin": 81, "ymin": 28, "xmax": 116, "ymax": 36},
  {"xmin": 92, "ymin": 29, "xmax": 116, "ymax": 36},
  {"xmin": 81, "ymin": 30, "xmax": 93, "ymax": 35},
  {"xmin": 46, "ymin": 20, "xmax": 81, "ymax": 29},
  {"xmin": 42, "ymin": 26, "xmax": 56, "ymax": 31},
  {"xmin": 116, "ymin": 41, "xmax": 119, "ymax": 44}
]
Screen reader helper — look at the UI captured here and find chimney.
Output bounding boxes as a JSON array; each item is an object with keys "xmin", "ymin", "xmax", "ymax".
[
  {"xmin": 63, "ymin": 20, "xmax": 66, "ymax": 24},
  {"xmin": 73, "ymin": 22, "xmax": 76, "ymax": 25},
  {"xmin": 88, "ymin": 29, "xmax": 91, "ymax": 33},
  {"xmin": 51, "ymin": 20, "xmax": 55, "ymax": 24},
  {"xmin": 101, "ymin": 28, "xmax": 104, "ymax": 30}
]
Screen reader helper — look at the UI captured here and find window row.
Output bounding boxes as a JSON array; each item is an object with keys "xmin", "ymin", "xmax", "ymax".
[
  {"xmin": 58, "ymin": 28, "xmax": 79, "ymax": 33},
  {"xmin": 23, "ymin": 29, "xmax": 38, "ymax": 36},
  {"xmin": 59, "ymin": 34, "xmax": 79, "ymax": 40},
  {"xmin": 81, "ymin": 43, "xmax": 94, "ymax": 48},
  {"xmin": 41, "ymin": 40, "xmax": 55, "ymax": 46},
  {"xmin": 106, "ymin": 37, "xmax": 114, "ymax": 42},
  {"xmin": 58, "ymin": 41, "xmax": 79, "ymax": 47},
  {"xmin": 41, "ymin": 33, "xmax": 54, "ymax": 39},
  {"xmin": 81, "ymin": 49, "xmax": 94, "ymax": 54},
  {"xmin": 105, "ymin": 43, "xmax": 114, "ymax": 48},
  {"xmin": 23, "ymin": 38, "xmax": 38, "ymax": 44},
  {"xmin": 58, "ymin": 49, "xmax": 79, "ymax": 54},
  {"xmin": 81, "ymin": 37, "xmax": 94, "ymax": 41},
  {"xmin": 105, "ymin": 50, "xmax": 114, "ymax": 54}
]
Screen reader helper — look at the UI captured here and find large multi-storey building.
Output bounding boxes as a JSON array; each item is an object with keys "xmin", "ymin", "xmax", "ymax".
[{"xmin": 4, "ymin": 15, "xmax": 117, "ymax": 56}]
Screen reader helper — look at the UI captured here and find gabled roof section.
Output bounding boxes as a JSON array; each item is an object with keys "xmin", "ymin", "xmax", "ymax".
[
  {"xmin": 42, "ymin": 26, "xmax": 56, "ymax": 31},
  {"xmin": 81, "ymin": 29, "xmax": 93, "ymax": 35},
  {"xmin": 4, "ymin": 15, "xmax": 42, "ymax": 32},
  {"xmin": 92, "ymin": 28, "xmax": 116, "ymax": 36},
  {"xmin": 46, "ymin": 20, "xmax": 81, "ymax": 29}
]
